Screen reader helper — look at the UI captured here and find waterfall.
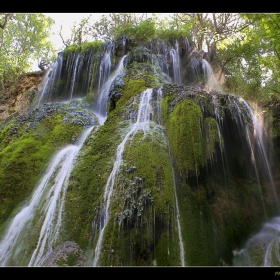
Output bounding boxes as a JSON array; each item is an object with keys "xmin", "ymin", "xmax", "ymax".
[
  {"xmin": 93, "ymin": 88, "xmax": 155, "ymax": 266},
  {"xmin": 201, "ymin": 59, "xmax": 221, "ymax": 92},
  {"xmin": 0, "ymin": 51, "xmax": 127, "ymax": 268},
  {"xmin": 36, "ymin": 52, "xmax": 63, "ymax": 105},
  {"xmin": 169, "ymin": 40, "xmax": 182, "ymax": 85},
  {"xmin": 94, "ymin": 55, "xmax": 127, "ymax": 118},
  {"xmin": 97, "ymin": 42, "xmax": 114, "ymax": 91},
  {"xmin": 156, "ymin": 86, "xmax": 185, "ymax": 266},
  {"xmin": 122, "ymin": 35, "xmax": 126, "ymax": 55},
  {"xmin": 233, "ymin": 216, "xmax": 280, "ymax": 266},
  {"xmin": 0, "ymin": 121, "xmax": 100, "ymax": 266},
  {"xmin": 69, "ymin": 53, "xmax": 81, "ymax": 101},
  {"xmin": 238, "ymin": 98, "xmax": 280, "ymax": 211},
  {"xmin": 210, "ymin": 95, "xmax": 228, "ymax": 190},
  {"xmin": 1, "ymin": 36, "xmax": 280, "ymax": 267}
]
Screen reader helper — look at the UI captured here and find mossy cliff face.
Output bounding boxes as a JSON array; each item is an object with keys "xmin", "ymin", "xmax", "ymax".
[
  {"xmin": 0, "ymin": 37, "xmax": 279, "ymax": 267},
  {"xmin": 62, "ymin": 59, "xmax": 181, "ymax": 266},
  {"xmin": 0, "ymin": 100, "xmax": 95, "ymax": 225},
  {"xmin": 160, "ymin": 85, "xmax": 278, "ymax": 265}
]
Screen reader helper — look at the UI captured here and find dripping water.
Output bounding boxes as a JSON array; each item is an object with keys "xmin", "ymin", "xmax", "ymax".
[
  {"xmin": 69, "ymin": 53, "xmax": 81, "ymax": 101},
  {"xmin": 156, "ymin": 86, "xmax": 185, "ymax": 266}
]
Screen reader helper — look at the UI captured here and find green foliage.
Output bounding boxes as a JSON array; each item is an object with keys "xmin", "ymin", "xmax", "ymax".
[
  {"xmin": 64, "ymin": 41, "xmax": 104, "ymax": 55},
  {"xmin": 117, "ymin": 18, "xmax": 156, "ymax": 44},
  {"xmin": 0, "ymin": 13, "xmax": 57, "ymax": 88},
  {"xmin": 213, "ymin": 13, "xmax": 280, "ymax": 102},
  {"xmin": 156, "ymin": 28, "xmax": 190, "ymax": 41},
  {"xmin": 90, "ymin": 13, "xmax": 149, "ymax": 42}
]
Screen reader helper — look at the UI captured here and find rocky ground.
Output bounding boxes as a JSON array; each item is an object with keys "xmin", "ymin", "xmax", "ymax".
[{"xmin": 40, "ymin": 241, "xmax": 87, "ymax": 266}]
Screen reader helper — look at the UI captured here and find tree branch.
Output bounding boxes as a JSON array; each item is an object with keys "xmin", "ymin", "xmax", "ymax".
[{"xmin": 0, "ymin": 13, "xmax": 13, "ymax": 29}]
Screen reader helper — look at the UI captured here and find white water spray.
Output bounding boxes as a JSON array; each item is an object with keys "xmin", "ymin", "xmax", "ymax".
[
  {"xmin": 201, "ymin": 59, "xmax": 221, "ymax": 92},
  {"xmin": 0, "ymin": 117, "xmax": 102, "ymax": 266}
]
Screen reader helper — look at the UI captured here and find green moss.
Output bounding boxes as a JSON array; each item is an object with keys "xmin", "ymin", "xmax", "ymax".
[
  {"xmin": 162, "ymin": 97, "xmax": 204, "ymax": 175},
  {"xmin": 115, "ymin": 62, "xmax": 163, "ymax": 110},
  {"xmin": 63, "ymin": 89, "xmax": 182, "ymax": 265},
  {"xmin": 120, "ymin": 129, "xmax": 174, "ymax": 217},
  {"xmin": 62, "ymin": 117, "xmax": 129, "ymax": 249},
  {"xmin": 64, "ymin": 44, "xmax": 81, "ymax": 55},
  {"xmin": 0, "ymin": 103, "xmax": 93, "ymax": 225},
  {"xmin": 203, "ymin": 117, "xmax": 223, "ymax": 160},
  {"xmin": 50, "ymin": 115, "xmax": 83, "ymax": 147},
  {"xmin": 177, "ymin": 182, "xmax": 218, "ymax": 265},
  {"xmin": 154, "ymin": 232, "xmax": 181, "ymax": 266},
  {"xmin": 80, "ymin": 41, "xmax": 103, "ymax": 53},
  {"xmin": 118, "ymin": 78, "xmax": 147, "ymax": 106},
  {"xmin": 94, "ymin": 122, "xmax": 180, "ymax": 266}
]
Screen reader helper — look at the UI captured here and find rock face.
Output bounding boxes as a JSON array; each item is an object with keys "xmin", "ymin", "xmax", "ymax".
[
  {"xmin": 0, "ymin": 71, "xmax": 46, "ymax": 125},
  {"xmin": 0, "ymin": 35, "xmax": 280, "ymax": 267},
  {"xmin": 41, "ymin": 241, "xmax": 87, "ymax": 266}
]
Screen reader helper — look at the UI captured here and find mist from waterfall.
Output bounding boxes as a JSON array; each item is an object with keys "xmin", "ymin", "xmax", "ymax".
[{"xmin": 201, "ymin": 58, "xmax": 221, "ymax": 92}]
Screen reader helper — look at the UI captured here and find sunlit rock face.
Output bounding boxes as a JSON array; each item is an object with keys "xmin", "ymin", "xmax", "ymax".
[
  {"xmin": 0, "ymin": 35, "xmax": 279, "ymax": 267},
  {"xmin": 0, "ymin": 71, "xmax": 46, "ymax": 124}
]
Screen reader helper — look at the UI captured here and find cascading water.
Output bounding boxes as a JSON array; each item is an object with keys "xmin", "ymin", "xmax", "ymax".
[
  {"xmin": 1, "ymin": 35, "xmax": 280, "ymax": 267},
  {"xmin": 228, "ymin": 99, "xmax": 280, "ymax": 267},
  {"xmin": 94, "ymin": 42, "xmax": 114, "ymax": 115},
  {"xmin": 0, "ymin": 121, "xmax": 99, "ymax": 266},
  {"xmin": 94, "ymin": 55, "xmax": 127, "ymax": 118},
  {"xmin": 0, "ymin": 51, "xmax": 127, "ymax": 267},
  {"xmin": 36, "ymin": 52, "xmax": 64, "ymax": 105},
  {"xmin": 69, "ymin": 53, "xmax": 81, "ymax": 101},
  {"xmin": 92, "ymin": 86, "xmax": 186, "ymax": 266},
  {"xmin": 232, "ymin": 216, "xmax": 280, "ymax": 266},
  {"xmin": 239, "ymin": 98, "xmax": 280, "ymax": 211},
  {"xmin": 169, "ymin": 40, "xmax": 182, "ymax": 85},
  {"xmin": 92, "ymin": 88, "xmax": 155, "ymax": 266},
  {"xmin": 201, "ymin": 58, "xmax": 221, "ymax": 92}
]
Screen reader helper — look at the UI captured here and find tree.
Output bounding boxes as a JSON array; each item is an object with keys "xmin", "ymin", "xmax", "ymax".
[
  {"xmin": 170, "ymin": 13, "xmax": 250, "ymax": 60},
  {"xmin": 217, "ymin": 13, "xmax": 280, "ymax": 101},
  {"xmin": 0, "ymin": 13, "xmax": 57, "ymax": 90},
  {"xmin": 58, "ymin": 15, "xmax": 93, "ymax": 48},
  {"xmin": 0, "ymin": 13, "xmax": 13, "ymax": 30},
  {"xmin": 90, "ymin": 13, "xmax": 149, "ymax": 42}
]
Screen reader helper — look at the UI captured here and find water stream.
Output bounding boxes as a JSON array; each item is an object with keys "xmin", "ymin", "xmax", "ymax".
[
  {"xmin": 0, "ymin": 122, "xmax": 99, "ymax": 266},
  {"xmin": 0, "ymin": 53, "xmax": 127, "ymax": 267},
  {"xmin": 92, "ymin": 88, "xmax": 155, "ymax": 266}
]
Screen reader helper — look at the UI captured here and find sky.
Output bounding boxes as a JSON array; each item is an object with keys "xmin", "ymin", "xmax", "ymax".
[
  {"xmin": 30, "ymin": 13, "xmax": 172, "ymax": 70},
  {"xmin": 44, "ymin": 13, "xmax": 173, "ymax": 52},
  {"xmin": 44, "ymin": 13, "xmax": 105, "ymax": 52}
]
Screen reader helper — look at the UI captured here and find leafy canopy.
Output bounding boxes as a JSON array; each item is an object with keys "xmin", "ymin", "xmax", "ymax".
[{"xmin": 0, "ymin": 13, "xmax": 57, "ymax": 88}]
